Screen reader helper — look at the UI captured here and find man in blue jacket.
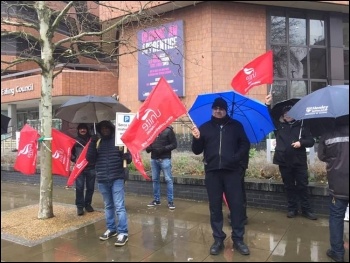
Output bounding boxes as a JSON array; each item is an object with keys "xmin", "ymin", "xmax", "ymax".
[
  {"xmin": 86, "ymin": 120, "xmax": 132, "ymax": 247},
  {"xmin": 191, "ymin": 97, "xmax": 251, "ymax": 256}
]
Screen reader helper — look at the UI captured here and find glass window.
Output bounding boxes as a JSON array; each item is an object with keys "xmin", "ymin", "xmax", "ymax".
[
  {"xmin": 291, "ymin": 80, "xmax": 307, "ymax": 97},
  {"xmin": 309, "ymin": 48, "xmax": 327, "ymax": 79},
  {"xmin": 289, "ymin": 14, "xmax": 306, "ymax": 45},
  {"xmin": 271, "ymin": 80, "xmax": 287, "ymax": 104},
  {"xmin": 310, "ymin": 18, "xmax": 325, "ymax": 45},
  {"xmin": 271, "ymin": 14, "xmax": 286, "ymax": 44},
  {"xmin": 290, "ymin": 47, "xmax": 308, "ymax": 78},
  {"xmin": 311, "ymin": 82, "xmax": 327, "ymax": 92},
  {"xmin": 272, "ymin": 45, "xmax": 288, "ymax": 78}
]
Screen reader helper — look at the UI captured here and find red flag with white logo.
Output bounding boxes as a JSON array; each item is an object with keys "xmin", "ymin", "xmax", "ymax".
[
  {"xmin": 231, "ymin": 50, "xmax": 273, "ymax": 94},
  {"xmin": 51, "ymin": 129, "xmax": 76, "ymax": 177},
  {"xmin": 66, "ymin": 140, "xmax": 91, "ymax": 186},
  {"xmin": 121, "ymin": 76, "xmax": 187, "ymax": 180},
  {"xmin": 14, "ymin": 124, "xmax": 39, "ymax": 175}
]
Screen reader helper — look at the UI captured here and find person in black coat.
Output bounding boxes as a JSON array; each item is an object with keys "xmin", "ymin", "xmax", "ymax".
[
  {"xmin": 86, "ymin": 120, "xmax": 132, "ymax": 247},
  {"xmin": 71, "ymin": 123, "xmax": 96, "ymax": 216},
  {"xmin": 191, "ymin": 97, "xmax": 251, "ymax": 256},
  {"xmin": 265, "ymin": 94, "xmax": 317, "ymax": 220},
  {"xmin": 145, "ymin": 126, "xmax": 177, "ymax": 209}
]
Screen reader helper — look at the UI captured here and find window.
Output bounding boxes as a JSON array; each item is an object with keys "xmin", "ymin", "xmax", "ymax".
[{"xmin": 269, "ymin": 9, "xmax": 328, "ymax": 101}]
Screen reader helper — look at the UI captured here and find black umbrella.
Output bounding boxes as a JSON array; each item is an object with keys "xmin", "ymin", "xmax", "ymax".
[
  {"xmin": 55, "ymin": 95, "xmax": 131, "ymax": 123},
  {"xmin": 1, "ymin": 114, "xmax": 11, "ymax": 135},
  {"xmin": 270, "ymin": 98, "xmax": 300, "ymax": 121}
]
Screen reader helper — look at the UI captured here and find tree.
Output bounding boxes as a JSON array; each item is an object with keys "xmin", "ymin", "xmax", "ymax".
[{"xmin": 1, "ymin": 1, "xmax": 167, "ymax": 219}]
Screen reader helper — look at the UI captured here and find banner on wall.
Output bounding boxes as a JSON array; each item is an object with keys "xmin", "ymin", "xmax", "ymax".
[{"xmin": 137, "ymin": 20, "xmax": 185, "ymax": 101}]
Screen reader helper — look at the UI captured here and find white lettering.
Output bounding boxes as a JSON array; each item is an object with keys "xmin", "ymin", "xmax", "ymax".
[{"xmin": 1, "ymin": 83, "xmax": 34, "ymax": 96}]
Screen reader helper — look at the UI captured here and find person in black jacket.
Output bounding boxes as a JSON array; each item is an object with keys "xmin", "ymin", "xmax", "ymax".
[
  {"xmin": 86, "ymin": 120, "xmax": 132, "ymax": 247},
  {"xmin": 191, "ymin": 97, "xmax": 251, "ymax": 256},
  {"xmin": 71, "ymin": 123, "xmax": 96, "ymax": 216},
  {"xmin": 145, "ymin": 126, "xmax": 177, "ymax": 210},
  {"xmin": 265, "ymin": 94, "xmax": 317, "ymax": 220},
  {"xmin": 318, "ymin": 120, "xmax": 349, "ymax": 263}
]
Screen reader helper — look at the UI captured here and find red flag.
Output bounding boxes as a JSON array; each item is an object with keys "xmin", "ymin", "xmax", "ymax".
[
  {"xmin": 121, "ymin": 76, "xmax": 187, "ymax": 180},
  {"xmin": 14, "ymin": 124, "xmax": 39, "ymax": 175},
  {"xmin": 51, "ymin": 129, "xmax": 76, "ymax": 177},
  {"xmin": 231, "ymin": 50, "xmax": 273, "ymax": 94},
  {"xmin": 66, "ymin": 140, "xmax": 91, "ymax": 186}
]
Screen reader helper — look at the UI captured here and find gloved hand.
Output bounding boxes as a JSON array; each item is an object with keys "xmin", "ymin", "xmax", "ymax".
[
  {"xmin": 91, "ymin": 134, "xmax": 99, "ymax": 142},
  {"xmin": 145, "ymin": 146, "xmax": 152, "ymax": 153},
  {"xmin": 122, "ymin": 152, "xmax": 131, "ymax": 161}
]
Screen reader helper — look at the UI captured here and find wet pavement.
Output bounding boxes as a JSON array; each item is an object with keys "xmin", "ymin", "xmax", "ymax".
[{"xmin": 1, "ymin": 181, "xmax": 349, "ymax": 262}]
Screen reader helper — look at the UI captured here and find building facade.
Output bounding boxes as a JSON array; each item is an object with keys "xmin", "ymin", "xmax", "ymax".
[{"xmin": 1, "ymin": 1, "xmax": 349, "ymax": 133}]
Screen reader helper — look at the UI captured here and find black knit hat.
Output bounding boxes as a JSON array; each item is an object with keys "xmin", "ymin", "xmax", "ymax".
[
  {"xmin": 282, "ymin": 105, "xmax": 292, "ymax": 115},
  {"xmin": 77, "ymin": 123, "xmax": 89, "ymax": 130},
  {"xmin": 212, "ymin": 98, "xmax": 228, "ymax": 112}
]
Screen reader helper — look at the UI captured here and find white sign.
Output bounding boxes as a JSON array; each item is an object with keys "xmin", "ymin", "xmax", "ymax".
[{"xmin": 115, "ymin": 113, "xmax": 135, "ymax": 146}]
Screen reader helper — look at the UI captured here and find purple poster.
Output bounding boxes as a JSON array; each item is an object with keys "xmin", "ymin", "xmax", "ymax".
[{"xmin": 137, "ymin": 20, "xmax": 184, "ymax": 101}]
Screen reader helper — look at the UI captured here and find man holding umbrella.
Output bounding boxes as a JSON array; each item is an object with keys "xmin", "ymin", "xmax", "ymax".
[
  {"xmin": 191, "ymin": 98, "xmax": 251, "ymax": 256},
  {"xmin": 265, "ymin": 94, "xmax": 317, "ymax": 220}
]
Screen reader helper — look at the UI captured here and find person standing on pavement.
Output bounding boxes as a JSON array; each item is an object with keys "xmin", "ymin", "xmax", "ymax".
[
  {"xmin": 265, "ymin": 94, "xmax": 317, "ymax": 220},
  {"xmin": 145, "ymin": 126, "xmax": 177, "ymax": 210},
  {"xmin": 71, "ymin": 123, "xmax": 96, "ymax": 216},
  {"xmin": 191, "ymin": 97, "xmax": 251, "ymax": 256},
  {"xmin": 318, "ymin": 120, "xmax": 349, "ymax": 263},
  {"xmin": 86, "ymin": 120, "xmax": 132, "ymax": 247}
]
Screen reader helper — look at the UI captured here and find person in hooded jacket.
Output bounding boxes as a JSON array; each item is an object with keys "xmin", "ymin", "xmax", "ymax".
[
  {"xmin": 191, "ymin": 97, "xmax": 251, "ymax": 256},
  {"xmin": 71, "ymin": 123, "xmax": 96, "ymax": 216},
  {"xmin": 86, "ymin": 120, "xmax": 132, "ymax": 247},
  {"xmin": 145, "ymin": 126, "xmax": 177, "ymax": 210},
  {"xmin": 318, "ymin": 120, "xmax": 349, "ymax": 263},
  {"xmin": 265, "ymin": 94, "xmax": 317, "ymax": 220}
]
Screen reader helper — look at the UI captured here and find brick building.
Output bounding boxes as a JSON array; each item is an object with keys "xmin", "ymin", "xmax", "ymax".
[{"xmin": 1, "ymin": 1, "xmax": 349, "ymax": 133}]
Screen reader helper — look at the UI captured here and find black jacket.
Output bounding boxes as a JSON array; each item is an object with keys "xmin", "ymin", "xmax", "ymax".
[
  {"xmin": 71, "ymin": 133, "xmax": 95, "ymax": 170},
  {"xmin": 318, "ymin": 124, "xmax": 349, "ymax": 200},
  {"xmin": 192, "ymin": 116, "xmax": 250, "ymax": 172},
  {"xmin": 145, "ymin": 126, "xmax": 177, "ymax": 159},
  {"xmin": 86, "ymin": 121, "xmax": 132, "ymax": 183}
]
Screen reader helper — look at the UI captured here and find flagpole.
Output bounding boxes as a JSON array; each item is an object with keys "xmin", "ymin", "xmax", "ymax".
[{"xmin": 186, "ymin": 113, "xmax": 196, "ymax": 129}]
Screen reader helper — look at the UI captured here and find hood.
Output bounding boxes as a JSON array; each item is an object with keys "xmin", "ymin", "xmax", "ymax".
[{"xmin": 96, "ymin": 120, "xmax": 115, "ymax": 135}]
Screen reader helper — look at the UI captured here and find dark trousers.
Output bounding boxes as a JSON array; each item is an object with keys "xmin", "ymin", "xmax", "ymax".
[
  {"xmin": 279, "ymin": 165, "xmax": 312, "ymax": 212},
  {"xmin": 75, "ymin": 168, "xmax": 96, "ymax": 208},
  {"xmin": 329, "ymin": 197, "xmax": 348, "ymax": 258},
  {"xmin": 205, "ymin": 168, "xmax": 245, "ymax": 242}
]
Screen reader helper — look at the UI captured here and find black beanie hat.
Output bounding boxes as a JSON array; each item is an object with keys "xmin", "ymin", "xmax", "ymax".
[
  {"xmin": 212, "ymin": 98, "xmax": 228, "ymax": 112},
  {"xmin": 77, "ymin": 123, "xmax": 89, "ymax": 130},
  {"xmin": 282, "ymin": 105, "xmax": 292, "ymax": 115}
]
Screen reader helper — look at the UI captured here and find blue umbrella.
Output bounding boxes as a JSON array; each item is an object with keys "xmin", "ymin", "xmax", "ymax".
[
  {"xmin": 287, "ymin": 85, "xmax": 349, "ymax": 137},
  {"xmin": 188, "ymin": 90, "xmax": 275, "ymax": 144}
]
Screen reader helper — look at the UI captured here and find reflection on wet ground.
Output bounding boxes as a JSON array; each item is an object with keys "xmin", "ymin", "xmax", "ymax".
[{"xmin": 1, "ymin": 181, "xmax": 349, "ymax": 262}]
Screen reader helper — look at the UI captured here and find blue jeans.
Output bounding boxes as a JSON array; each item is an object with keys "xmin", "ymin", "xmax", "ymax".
[
  {"xmin": 75, "ymin": 168, "xmax": 96, "ymax": 208},
  {"xmin": 150, "ymin": 158, "xmax": 174, "ymax": 203},
  {"xmin": 329, "ymin": 196, "xmax": 348, "ymax": 258},
  {"xmin": 98, "ymin": 179, "xmax": 128, "ymax": 235}
]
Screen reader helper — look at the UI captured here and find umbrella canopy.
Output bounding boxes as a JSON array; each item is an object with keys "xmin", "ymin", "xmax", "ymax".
[
  {"xmin": 270, "ymin": 98, "xmax": 300, "ymax": 121},
  {"xmin": 55, "ymin": 95, "xmax": 131, "ymax": 123},
  {"xmin": 288, "ymin": 85, "xmax": 349, "ymax": 137},
  {"xmin": 1, "ymin": 114, "xmax": 11, "ymax": 135},
  {"xmin": 188, "ymin": 90, "xmax": 275, "ymax": 144}
]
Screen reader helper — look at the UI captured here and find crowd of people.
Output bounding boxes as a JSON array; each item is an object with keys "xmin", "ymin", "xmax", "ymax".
[{"xmin": 68, "ymin": 95, "xmax": 348, "ymax": 261}]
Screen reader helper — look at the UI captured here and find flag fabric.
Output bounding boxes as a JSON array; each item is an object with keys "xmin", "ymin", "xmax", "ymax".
[
  {"xmin": 231, "ymin": 50, "xmax": 273, "ymax": 94},
  {"xmin": 14, "ymin": 124, "xmax": 39, "ymax": 175},
  {"xmin": 51, "ymin": 129, "xmax": 76, "ymax": 177},
  {"xmin": 121, "ymin": 76, "xmax": 187, "ymax": 180},
  {"xmin": 66, "ymin": 140, "xmax": 91, "ymax": 186}
]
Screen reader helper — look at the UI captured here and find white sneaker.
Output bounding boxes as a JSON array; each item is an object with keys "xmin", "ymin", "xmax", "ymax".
[{"xmin": 114, "ymin": 234, "xmax": 128, "ymax": 246}]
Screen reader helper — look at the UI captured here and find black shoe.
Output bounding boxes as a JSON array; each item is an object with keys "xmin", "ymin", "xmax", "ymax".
[
  {"xmin": 233, "ymin": 241, "xmax": 250, "ymax": 255},
  {"xmin": 210, "ymin": 240, "xmax": 224, "ymax": 255},
  {"xmin": 77, "ymin": 207, "xmax": 84, "ymax": 216},
  {"xmin": 326, "ymin": 249, "xmax": 344, "ymax": 262},
  {"xmin": 85, "ymin": 205, "xmax": 94, "ymax": 212},
  {"xmin": 301, "ymin": 211, "xmax": 317, "ymax": 220},
  {"xmin": 287, "ymin": 210, "xmax": 298, "ymax": 218}
]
